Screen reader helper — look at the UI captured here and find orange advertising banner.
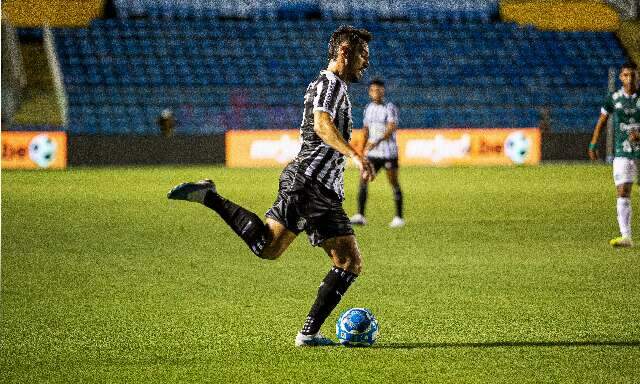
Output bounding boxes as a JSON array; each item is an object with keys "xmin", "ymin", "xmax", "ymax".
[
  {"xmin": 225, "ymin": 128, "xmax": 540, "ymax": 167},
  {"xmin": 226, "ymin": 130, "xmax": 302, "ymax": 168},
  {"xmin": 397, "ymin": 128, "xmax": 541, "ymax": 166},
  {"xmin": 2, "ymin": 131, "xmax": 67, "ymax": 169}
]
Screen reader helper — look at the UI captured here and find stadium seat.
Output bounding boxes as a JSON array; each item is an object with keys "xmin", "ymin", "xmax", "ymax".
[{"xmin": 54, "ymin": 11, "xmax": 627, "ymax": 134}]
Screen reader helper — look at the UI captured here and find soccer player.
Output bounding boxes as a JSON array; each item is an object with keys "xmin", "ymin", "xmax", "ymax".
[
  {"xmin": 588, "ymin": 62, "xmax": 640, "ymax": 248},
  {"xmin": 167, "ymin": 25, "xmax": 375, "ymax": 346},
  {"xmin": 350, "ymin": 79, "xmax": 404, "ymax": 228}
]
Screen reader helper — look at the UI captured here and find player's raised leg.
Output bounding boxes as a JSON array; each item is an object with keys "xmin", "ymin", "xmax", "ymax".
[
  {"xmin": 167, "ymin": 179, "xmax": 297, "ymax": 258},
  {"xmin": 295, "ymin": 235, "xmax": 362, "ymax": 347},
  {"xmin": 386, "ymin": 167, "xmax": 404, "ymax": 228}
]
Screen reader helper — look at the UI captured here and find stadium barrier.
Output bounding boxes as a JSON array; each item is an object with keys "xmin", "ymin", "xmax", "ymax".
[
  {"xmin": 1, "ymin": 131, "xmax": 67, "ymax": 169},
  {"xmin": 67, "ymin": 134, "xmax": 225, "ymax": 166},
  {"xmin": 225, "ymin": 128, "xmax": 541, "ymax": 167},
  {"xmin": 0, "ymin": 131, "xmax": 595, "ymax": 168}
]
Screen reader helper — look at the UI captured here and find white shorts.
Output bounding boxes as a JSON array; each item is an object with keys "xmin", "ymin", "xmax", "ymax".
[{"xmin": 613, "ymin": 157, "xmax": 640, "ymax": 186}]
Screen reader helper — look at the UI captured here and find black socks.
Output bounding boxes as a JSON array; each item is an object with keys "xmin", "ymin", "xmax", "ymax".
[
  {"xmin": 393, "ymin": 186, "xmax": 403, "ymax": 218},
  {"xmin": 358, "ymin": 183, "xmax": 403, "ymax": 219},
  {"xmin": 301, "ymin": 266, "xmax": 358, "ymax": 335},
  {"xmin": 203, "ymin": 191, "xmax": 269, "ymax": 257},
  {"xmin": 357, "ymin": 183, "xmax": 368, "ymax": 215}
]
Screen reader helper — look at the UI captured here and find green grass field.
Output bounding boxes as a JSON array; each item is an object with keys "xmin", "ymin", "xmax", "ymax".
[{"xmin": 1, "ymin": 164, "xmax": 639, "ymax": 383}]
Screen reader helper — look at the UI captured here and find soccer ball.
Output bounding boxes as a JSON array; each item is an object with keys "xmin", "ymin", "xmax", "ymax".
[
  {"xmin": 504, "ymin": 131, "xmax": 531, "ymax": 165},
  {"xmin": 28, "ymin": 134, "xmax": 57, "ymax": 168},
  {"xmin": 336, "ymin": 308, "xmax": 379, "ymax": 347}
]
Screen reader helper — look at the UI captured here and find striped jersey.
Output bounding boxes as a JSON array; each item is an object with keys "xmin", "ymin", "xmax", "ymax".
[
  {"xmin": 292, "ymin": 70, "xmax": 352, "ymax": 200},
  {"xmin": 363, "ymin": 101, "xmax": 399, "ymax": 159}
]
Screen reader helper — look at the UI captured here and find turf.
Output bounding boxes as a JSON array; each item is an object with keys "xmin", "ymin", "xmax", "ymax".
[{"xmin": 1, "ymin": 164, "xmax": 639, "ymax": 383}]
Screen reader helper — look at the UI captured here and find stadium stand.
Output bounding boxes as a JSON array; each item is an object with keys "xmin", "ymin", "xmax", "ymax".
[
  {"xmin": 48, "ymin": 1, "xmax": 627, "ymax": 135},
  {"xmin": 500, "ymin": 0, "xmax": 620, "ymax": 31},
  {"xmin": 2, "ymin": 0, "xmax": 105, "ymax": 27},
  {"xmin": 112, "ymin": 0, "xmax": 499, "ymax": 22}
]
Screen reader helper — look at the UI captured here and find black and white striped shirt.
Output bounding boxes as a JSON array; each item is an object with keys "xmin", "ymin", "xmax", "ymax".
[
  {"xmin": 363, "ymin": 101, "xmax": 399, "ymax": 159},
  {"xmin": 293, "ymin": 70, "xmax": 352, "ymax": 200}
]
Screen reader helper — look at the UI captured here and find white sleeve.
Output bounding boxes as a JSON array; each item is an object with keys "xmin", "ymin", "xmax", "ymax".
[
  {"xmin": 387, "ymin": 103, "xmax": 398, "ymax": 123},
  {"xmin": 363, "ymin": 104, "xmax": 370, "ymax": 126}
]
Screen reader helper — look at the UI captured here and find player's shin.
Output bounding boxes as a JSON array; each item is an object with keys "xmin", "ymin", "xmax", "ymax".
[
  {"xmin": 358, "ymin": 183, "xmax": 368, "ymax": 215},
  {"xmin": 617, "ymin": 197, "xmax": 632, "ymax": 238},
  {"xmin": 301, "ymin": 266, "xmax": 357, "ymax": 335},
  {"xmin": 203, "ymin": 191, "xmax": 270, "ymax": 257},
  {"xmin": 393, "ymin": 186, "xmax": 403, "ymax": 218}
]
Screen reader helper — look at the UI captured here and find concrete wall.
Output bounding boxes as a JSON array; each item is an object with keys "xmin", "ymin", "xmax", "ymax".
[
  {"xmin": 68, "ymin": 134, "xmax": 225, "ymax": 166},
  {"xmin": 541, "ymin": 132, "xmax": 593, "ymax": 161}
]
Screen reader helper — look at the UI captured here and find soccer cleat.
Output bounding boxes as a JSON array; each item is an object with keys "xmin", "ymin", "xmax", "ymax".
[
  {"xmin": 389, "ymin": 216, "xmax": 405, "ymax": 228},
  {"xmin": 609, "ymin": 236, "xmax": 633, "ymax": 248},
  {"xmin": 350, "ymin": 213, "xmax": 367, "ymax": 226},
  {"xmin": 295, "ymin": 332, "xmax": 336, "ymax": 347},
  {"xmin": 167, "ymin": 179, "xmax": 216, "ymax": 203}
]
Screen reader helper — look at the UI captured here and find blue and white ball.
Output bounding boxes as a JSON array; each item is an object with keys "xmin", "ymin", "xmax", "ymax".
[
  {"xmin": 28, "ymin": 134, "xmax": 57, "ymax": 168},
  {"xmin": 504, "ymin": 131, "xmax": 531, "ymax": 165},
  {"xmin": 336, "ymin": 308, "xmax": 379, "ymax": 347}
]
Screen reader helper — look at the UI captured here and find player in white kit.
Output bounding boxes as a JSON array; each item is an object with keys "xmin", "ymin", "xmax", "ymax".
[{"xmin": 350, "ymin": 79, "xmax": 404, "ymax": 228}]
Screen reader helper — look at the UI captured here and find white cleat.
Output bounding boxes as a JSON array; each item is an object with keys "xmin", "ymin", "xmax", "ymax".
[
  {"xmin": 389, "ymin": 216, "xmax": 405, "ymax": 228},
  {"xmin": 295, "ymin": 331, "xmax": 335, "ymax": 347},
  {"xmin": 167, "ymin": 179, "xmax": 216, "ymax": 203},
  {"xmin": 350, "ymin": 213, "xmax": 367, "ymax": 226}
]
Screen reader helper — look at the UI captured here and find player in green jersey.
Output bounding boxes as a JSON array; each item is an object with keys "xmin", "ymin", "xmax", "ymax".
[{"xmin": 589, "ymin": 62, "xmax": 640, "ymax": 248}]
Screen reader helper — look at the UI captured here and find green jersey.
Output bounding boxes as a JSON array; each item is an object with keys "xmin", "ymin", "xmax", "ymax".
[{"xmin": 602, "ymin": 88, "xmax": 640, "ymax": 159}]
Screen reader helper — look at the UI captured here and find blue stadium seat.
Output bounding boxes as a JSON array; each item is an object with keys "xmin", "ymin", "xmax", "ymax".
[{"xmin": 55, "ymin": 16, "xmax": 628, "ymax": 134}]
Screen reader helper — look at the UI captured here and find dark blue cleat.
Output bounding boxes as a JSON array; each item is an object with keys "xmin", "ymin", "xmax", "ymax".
[{"xmin": 167, "ymin": 179, "xmax": 216, "ymax": 203}]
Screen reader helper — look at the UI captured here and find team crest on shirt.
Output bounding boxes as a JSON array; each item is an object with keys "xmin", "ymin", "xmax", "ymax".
[{"xmin": 296, "ymin": 217, "xmax": 307, "ymax": 231}]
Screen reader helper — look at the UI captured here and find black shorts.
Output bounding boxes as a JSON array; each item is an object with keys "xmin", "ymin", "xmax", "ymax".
[
  {"xmin": 368, "ymin": 157, "xmax": 399, "ymax": 173},
  {"xmin": 265, "ymin": 162, "xmax": 354, "ymax": 247}
]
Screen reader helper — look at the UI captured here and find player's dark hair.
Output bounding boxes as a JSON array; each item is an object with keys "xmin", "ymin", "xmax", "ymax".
[
  {"xmin": 622, "ymin": 62, "xmax": 638, "ymax": 70},
  {"xmin": 327, "ymin": 25, "xmax": 372, "ymax": 62},
  {"xmin": 369, "ymin": 78, "xmax": 384, "ymax": 87}
]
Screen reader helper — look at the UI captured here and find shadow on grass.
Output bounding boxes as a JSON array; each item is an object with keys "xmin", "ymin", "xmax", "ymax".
[{"xmin": 373, "ymin": 340, "xmax": 640, "ymax": 349}]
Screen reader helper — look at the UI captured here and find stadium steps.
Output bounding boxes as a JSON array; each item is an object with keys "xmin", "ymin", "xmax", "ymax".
[{"xmin": 11, "ymin": 42, "xmax": 63, "ymax": 126}]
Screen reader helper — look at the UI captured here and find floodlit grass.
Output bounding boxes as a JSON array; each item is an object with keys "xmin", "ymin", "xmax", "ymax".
[{"xmin": 1, "ymin": 164, "xmax": 639, "ymax": 383}]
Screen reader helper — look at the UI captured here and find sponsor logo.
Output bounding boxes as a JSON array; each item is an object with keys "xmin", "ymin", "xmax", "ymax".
[
  {"xmin": 405, "ymin": 134, "xmax": 471, "ymax": 163},
  {"xmin": 2, "ymin": 131, "xmax": 67, "ymax": 169},
  {"xmin": 249, "ymin": 135, "xmax": 301, "ymax": 164}
]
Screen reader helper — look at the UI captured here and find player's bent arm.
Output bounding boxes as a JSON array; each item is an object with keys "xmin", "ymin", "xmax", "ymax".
[
  {"xmin": 314, "ymin": 111, "xmax": 375, "ymax": 180},
  {"xmin": 314, "ymin": 110, "xmax": 359, "ymax": 158},
  {"xmin": 588, "ymin": 113, "xmax": 608, "ymax": 160},
  {"xmin": 360, "ymin": 126, "xmax": 369, "ymax": 155},
  {"xmin": 369, "ymin": 122, "xmax": 398, "ymax": 150}
]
